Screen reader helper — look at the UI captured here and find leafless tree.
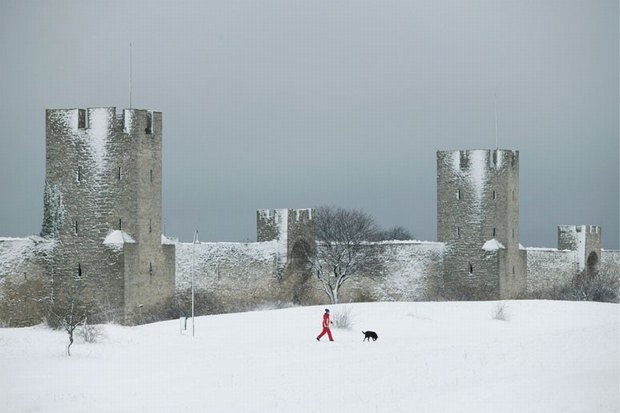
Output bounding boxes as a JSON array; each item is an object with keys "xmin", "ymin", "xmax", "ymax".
[
  {"xmin": 305, "ymin": 206, "xmax": 382, "ymax": 304},
  {"xmin": 48, "ymin": 275, "xmax": 94, "ymax": 356},
  {"xmin": 373, "ymin": 226, "xmax": 414, "ymax": 241}
]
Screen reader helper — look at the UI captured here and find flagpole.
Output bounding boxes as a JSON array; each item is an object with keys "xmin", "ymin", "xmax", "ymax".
[
  {"xmin": 494, "ymin": 93, "xmax": 498, "ymax": 150},
  {"xmin": 129, "ymin": 42, "xmax": 132, "ymax": 109}
]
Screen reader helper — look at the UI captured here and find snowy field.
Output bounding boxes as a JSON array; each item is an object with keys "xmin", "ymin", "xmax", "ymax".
[{"xmin": 1, "ymin": 300, "xmax": 618, "ymax": 413}]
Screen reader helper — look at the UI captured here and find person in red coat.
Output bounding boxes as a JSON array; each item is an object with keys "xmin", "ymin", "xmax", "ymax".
[{"xmin": 316, "ymin": 308, "xmax": 334, "ymax": 341}]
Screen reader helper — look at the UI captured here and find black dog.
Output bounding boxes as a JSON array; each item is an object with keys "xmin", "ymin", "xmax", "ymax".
[{"xmin": 362, "ymin": 331, "xmax": 378, "ymax": 342}]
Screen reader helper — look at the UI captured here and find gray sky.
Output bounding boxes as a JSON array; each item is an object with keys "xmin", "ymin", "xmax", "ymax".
[{"xmin": 0, "ymin": 0, "xmax": 618, "ymax": 248}]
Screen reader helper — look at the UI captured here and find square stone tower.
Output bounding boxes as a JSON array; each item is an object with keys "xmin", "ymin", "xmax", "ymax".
[
  {"xmin": 558, "ymin": 225, "xmax": 602, "ymax": 279},
  {"xmin": 256, "ymin": 208, "xmax": 315, "ymax": 268},
  {"xmin": 437, "ymin": 149, "xmax": 526, "ymax": 299},
  {"xmin": 42, "ymin": 107, "xmax": 175, "ymax": 324}
]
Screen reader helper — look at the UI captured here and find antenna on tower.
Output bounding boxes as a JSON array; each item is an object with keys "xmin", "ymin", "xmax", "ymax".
[
  {"xmin": 494, "ymin": 93, "xmax": 498, "ymax": 150},
  {"xmin": 129, "ymin": 42, "xmax": 132, "ymax": 109}
]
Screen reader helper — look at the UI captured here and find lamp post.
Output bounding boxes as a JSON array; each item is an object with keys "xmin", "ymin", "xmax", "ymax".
[{"xmin": 192, "ymin": 229, "xmax": 199, "ymax": 337}]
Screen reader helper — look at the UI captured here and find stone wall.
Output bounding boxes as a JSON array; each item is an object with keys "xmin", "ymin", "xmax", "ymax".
[
  {"xmin": 174, "ymin": 240, "xmax": 446, "ymax": 312},
  {"xmin": 525, "ymin": 248, "xmax": 578, "ymax": 294},
  {"xmin": 601, "ymin": 250, "xmax": 620, "ymax": 277},
  {"xmin": 0, "ymin": 237, "xmax": 55, "ymax": 325}
]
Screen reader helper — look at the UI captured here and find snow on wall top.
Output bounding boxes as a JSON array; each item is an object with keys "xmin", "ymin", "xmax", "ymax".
[
  {"xmin": 482, "ymin": 239, "xmax": 505, "ymax": 251},
  {"xmin": 103, "ymin": 230, "xmax": 136, "ymax": 249},
  {"xmin": 161, "ymin": 234, "xmax": 177, "ymax": 245},
  {"xmin": 367, "ymin": 240, "xmax": 445, "ymax": 249},
  {"xmin": 174, "ymin": 240, "xmax": 279, "ymax": 290},
  {"xmin": 0, "ymin": 236, "xmax": 55, "ymax": 277},
  {"xmin": 176, "ymin": 241, "xmax": 278, "ymax": 264}
]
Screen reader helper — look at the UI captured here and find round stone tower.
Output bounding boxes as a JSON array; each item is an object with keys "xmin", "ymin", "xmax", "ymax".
[{"xmin": 436, "ymin": 149, "xmax": 526, "ymax": 299}]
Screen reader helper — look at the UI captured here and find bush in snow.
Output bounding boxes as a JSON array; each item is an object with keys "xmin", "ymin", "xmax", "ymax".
[
  {"xmin": 77, "ymin": 320, "xmax": 104, "ymax": 343},
  {"xmin": 492, "ymin": 302, "xmax": 509, "ymax": 321},
  {"xmin": 529, "ymin": 270, "xmax": 619, "ymax": 303},
  {"xmin": 331, "ymin": 307, "xmax": 354, "ymax": 329}
]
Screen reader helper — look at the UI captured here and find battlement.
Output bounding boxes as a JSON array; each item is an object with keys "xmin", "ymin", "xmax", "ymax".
[
  {"xmin": 437, "ymin": 149, "xmax": 519, "ymax": 172},
  {"xmin": 557, "ymin": 225, "xmax": 602, "ymax": 274},
  {"xmin": 558, "ymin": 225, "xmax": 601, "ymax": 235},
  {"xmin": 257, "ymin": 209, "xmax": 314, "ymax": 236},
  {"xmin": 46, "ymin": 107, "xmax": 161, "ymax": 136},
  {"xmin": 558, "ymin": 225, "xmax": 602, "ymax": 251}
]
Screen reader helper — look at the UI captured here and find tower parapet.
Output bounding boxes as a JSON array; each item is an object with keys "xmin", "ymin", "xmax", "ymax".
[
  {"xmin": 257, "ymin": 208, "xmax": 314, "ymax": 266},
  {"xmin": 558, "ymin": 225, "xmax": 601, "ymax": 276}
]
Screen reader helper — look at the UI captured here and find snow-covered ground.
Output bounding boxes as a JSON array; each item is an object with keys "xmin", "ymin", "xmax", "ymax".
[{"xmin": 1, "ymin": 301, "xmax": 618, "ymax": 413}]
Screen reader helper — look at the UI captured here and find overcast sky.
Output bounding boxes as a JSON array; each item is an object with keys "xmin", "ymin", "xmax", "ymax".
[{"xmin": 0, "ymin": 0, "xmax": 618, "ymax": 248}]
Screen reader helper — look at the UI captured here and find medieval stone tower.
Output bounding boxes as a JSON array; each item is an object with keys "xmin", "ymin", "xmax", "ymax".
[
  {"xmin": 437, "ymin": 149, "xmax": 526, "ymax": 299},
  {"xmin": 42, "ymin": 107, "xmax": 175, "ymax": 324}
]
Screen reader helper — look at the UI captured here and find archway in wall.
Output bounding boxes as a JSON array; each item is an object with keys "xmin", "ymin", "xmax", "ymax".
[
  {"xmin": 586, "ymin": 251, "xmax": 599, "ymax": 280},
  {"xmin": 290, "ymin": 240, "xmax": 312, "ymax": 271}
]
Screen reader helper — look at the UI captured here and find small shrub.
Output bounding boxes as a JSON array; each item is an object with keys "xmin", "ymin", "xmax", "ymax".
[
  {"xmin": 77, "ymin": 321, "xmax": 104, "ymax": 343},
  {"xmin": 492, "ymin": 301, "xmax": 509, "ymax": 321},
  {"xmin": 331, "ymin": 307, "xmax": 354, "ymax": 329}
]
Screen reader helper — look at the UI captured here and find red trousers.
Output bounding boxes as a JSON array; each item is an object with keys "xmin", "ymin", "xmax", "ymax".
[{"xmin": 317, "ymin": 327, "xmax": 333, "ymax": 341}]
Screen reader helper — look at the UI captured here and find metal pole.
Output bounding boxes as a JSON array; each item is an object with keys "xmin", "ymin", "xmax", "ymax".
[
  {"xmin": 192, "ymin": 229, "xmax": 199, "ymax": 337},
  {"xmin": 129, "ymin": 42, "xmax": 132, "ymax": 109},
  {"xmin": 494, "ymin": 93, "xmax": 498, "ymax": 150}
]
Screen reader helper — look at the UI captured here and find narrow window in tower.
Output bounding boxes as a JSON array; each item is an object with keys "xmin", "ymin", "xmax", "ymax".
[
  {"xmin": 493, "ymin": 228, "xmax": 496, "ymax": 237},
  {"xmin": 493, "ymin": 190, "xmax": 496, "ymax": 200},
  {"xmin": 456, "ymin": 189, "xmax": 461, "ymax": 200},
  {"xmin": 512, "ymin": 228, "xmax": 515, "ymax": 239},
  {"xmin": 118, "ymin": 167, "xmax": 122, "ymax": 180},
  {"xmin": 149, "ymin": 263, "xmax": 153, "ymax": 276},
  {"xmin": 149, "ymin": 219, "xmax": 152, "ymax": 233},
  {"xmin": 78, "ymin": 109, "xmax": 86, "ymax": 129},
  {"xmin": 457, "ymin": 227, "xmax": 460, "ymax": 238},
  {"xmin": 512, "ymin": 266, "xmax": 515, "ymax": 276},
  {"xmin": 150, "ymin": 169, "xmax": 153, "ymax": 183},
  {"xmin": 75, "ymin": 220, "xmax": 78, "ymax": 235},
  {"xmin": 77, "ymin": 263, "xmax": 82, "ymax": 278},
  {"xmin": 145, "ymin": 113, "xmax": 153, "ymax": 134},
  {"xmin": 77, "ymin": 166, "xmax": 82, "ymax": 182},
  {"xmin": 119, "ymin": 219, "xmax": 122, "ymax": 230},
  {"xmin": 469, "ymin": 263, "xmax": 473, "ymax": 274}
]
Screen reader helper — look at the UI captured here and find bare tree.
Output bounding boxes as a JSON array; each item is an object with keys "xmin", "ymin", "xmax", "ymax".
[
  {"xmin": 373, "ymin": 226, "xmax": 414, "ymax": 241},
  {"xmin": 48, "ymin": 275, "xmax": 94, "ymax": 356},
  {"xmin": 305, "ymin": 206, "xmax": 382, "ymax": 304}
]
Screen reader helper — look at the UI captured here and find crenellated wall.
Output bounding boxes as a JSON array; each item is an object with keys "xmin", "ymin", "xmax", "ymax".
[{"xmin": 1, "ymin": 111, "xmax": 618, "ymax": 327}]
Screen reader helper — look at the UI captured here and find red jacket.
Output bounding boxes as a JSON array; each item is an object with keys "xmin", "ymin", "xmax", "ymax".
[{"xmin": 323, "ymin": 313, "xmax": 330, "ymax": 328}]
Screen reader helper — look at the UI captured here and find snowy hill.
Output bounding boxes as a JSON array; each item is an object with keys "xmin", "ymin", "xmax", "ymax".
[{"xmin": 1, "ymin": 301, "xmax": 618, "ymax": 413}]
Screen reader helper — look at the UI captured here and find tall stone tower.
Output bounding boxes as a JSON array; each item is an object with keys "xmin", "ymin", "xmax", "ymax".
[
  {"xmin": 437, "ymin": 149, "xmax": 526, "ymax": 299},
  {"xmin": 42, "ymin": 107, "xmax": 175, "ymax": 324}
]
